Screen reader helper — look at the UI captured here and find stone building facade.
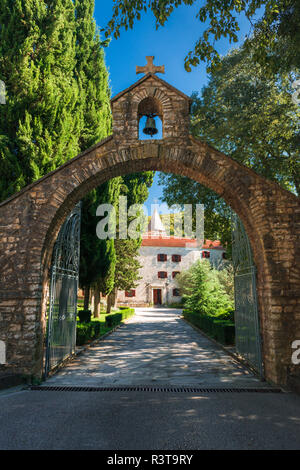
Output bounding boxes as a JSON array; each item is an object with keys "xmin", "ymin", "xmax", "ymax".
[{"xmin": 117, "ymin": 210, "xmax": 225, "ymax": 307}]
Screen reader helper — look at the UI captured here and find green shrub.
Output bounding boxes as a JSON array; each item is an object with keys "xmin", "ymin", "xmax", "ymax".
[
  {"xmin": 120, "ymin": 308, "xmax": 135, "ymax": 320},
  {"xmin": 76, "ymin": 309, "xmax": 135, "ymax": 346},
  {"xmin": 76, "ymin": 323, "xmax": 91, "ymax": 346},
  {"xmin": 183, "ymin": 310, "xmax": 235, "ymax": 345},
  {"xmin": 215, "ymin": 307, "xmax": 235, "ymax": 322},
  {"xmin": 105, "ymin": 308, "xmax": 135, "ymax": 328},
  {"xmin": 78, "ymin": 309, "xmax": 92, "ymax": 323},
  {"xmin": 76, "ymin": 319, "xmax": 101, "ymax": 346},
  {"xmin": 106, "ymin": 313, "xmax": 122, "ymax": 328},
  {"xmin": 177, "ymin": 260, "xmax": 234, "ymax": 314},
  {"xmin": 93, "ymin": 322, "xmax": 101, "ymax": 337}
]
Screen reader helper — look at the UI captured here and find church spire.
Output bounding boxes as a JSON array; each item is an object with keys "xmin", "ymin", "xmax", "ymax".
[{"xmin": 147, "ymin": 208, "xmax": 167, "ymax": 237}]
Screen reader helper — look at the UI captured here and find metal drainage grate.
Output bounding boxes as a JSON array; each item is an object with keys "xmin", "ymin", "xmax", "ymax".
[{"xmin": 29, "ymin": 385, "xmax": 282, "ymax": 393}]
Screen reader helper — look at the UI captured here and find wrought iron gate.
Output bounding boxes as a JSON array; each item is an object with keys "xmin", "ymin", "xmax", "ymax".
[
  {"xmin": 44, "ymin": 203, "xmax": 81, "ymax": 377},
  {"xmin": 231, "ymin": 213, "xmax": 263, "ymax": 377}
]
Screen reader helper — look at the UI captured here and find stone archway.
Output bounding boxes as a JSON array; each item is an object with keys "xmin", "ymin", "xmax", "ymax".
[
  {"xmin": 0, "ymin": 68, "xmax": 299, "ymax": 386},
  {"xmin": 0, "ymin": 136, "xmax": 299, "ymax": 386}
]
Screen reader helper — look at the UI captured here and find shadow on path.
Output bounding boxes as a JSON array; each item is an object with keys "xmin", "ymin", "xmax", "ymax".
[{"xmin": 45, "ymin": 308, "xmax": 265, "ymax": 387}]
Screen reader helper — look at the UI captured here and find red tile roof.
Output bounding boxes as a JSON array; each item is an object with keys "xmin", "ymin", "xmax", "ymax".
[{"xmin": 141, "ymin": 235, "xmax": 224, "ymax": 249}]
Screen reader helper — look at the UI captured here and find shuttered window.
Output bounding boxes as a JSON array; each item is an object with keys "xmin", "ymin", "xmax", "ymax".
[
  {"xmin": 125, "ymin": 290, "xmax": 136, "ymax": 297},
  {"xmin": 158, "ymin": 271, "xmax": 167, "ymax": 279}
]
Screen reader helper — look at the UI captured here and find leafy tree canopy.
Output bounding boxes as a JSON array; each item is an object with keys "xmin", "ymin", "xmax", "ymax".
[
  {"xmin": 159, "ymin": 46, "xmax": 299, "ymax": 250},
  {"xmin": 104, "ymin": 0, "xmax": 300, "ymax": 74},
  {"xmin": 191, "ymin": 48, "xmax": 299, "ymax": 194}
]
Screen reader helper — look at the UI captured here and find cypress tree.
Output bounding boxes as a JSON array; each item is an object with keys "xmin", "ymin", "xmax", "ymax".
[
  {"xmin": 0, "ymin": 0, "xmax": 82, "ymax": 200},
  {"xmin": 106, "ymin": 172, "xmax": 154, "ymax": 310},
  {"xmin": 74, "ymin": 0, "xmax": 111, "ymax": 150},
  {"xmin": 0, "ymin": 1, "xmax": 115, "ymax": 312},
  {"xmin": 74, "ymin": 0, "xmax": 116, "ymax": 314},
  {"xmin": 88, "ymin": 177, "xmax": 122, "ymax": 315}
]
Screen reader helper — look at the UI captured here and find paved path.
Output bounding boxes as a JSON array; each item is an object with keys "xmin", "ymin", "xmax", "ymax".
[
  {"xmin": 46, "ymin": 308, "xmax": 264, "ymax": 387},
  {"xmin": 1, "ymin": 309, "xmax": 300, "ymax": 450}
]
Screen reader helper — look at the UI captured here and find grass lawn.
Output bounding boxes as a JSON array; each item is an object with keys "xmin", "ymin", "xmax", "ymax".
[{"xmin": 76, "ymin": 301, "xmax": 130, "ymax": 342}]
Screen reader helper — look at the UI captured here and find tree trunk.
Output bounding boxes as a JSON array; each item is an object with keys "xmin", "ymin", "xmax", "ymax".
[
  {"xmin": 94, "ymin": 288, "xmax": 101, "ymax": 318},
  {"xmin": 111, "ymin": 287, "xmax": 117, "ymax": 308},
  {"xmin": 106, "ymin": 287, "xmax": 117, "ymax": 313},
  {"xmin": 83, "ymin": 286, "xmax": 90, "ymax": 311},
  {"xmin": 90, "ymin": 290, "xmax": 95, "ymax": 312},
  {"xmin": 106, "ymin": 295, "xmax": 112, "ymax": 314}
]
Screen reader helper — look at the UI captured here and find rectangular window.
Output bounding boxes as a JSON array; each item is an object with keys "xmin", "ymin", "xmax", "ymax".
[
  {"xmin": 157, "ymin": 254, "xmax": 167, "ymax": 262},
  {"xmin": 173, "ymin": 288, "xmax": 180, "ymax": 297},
  {"xmin": 158, "ymin": 271, "xmax": 167, "ymax": 279},
  {"xmin": 172, "ymin": 271, "xmax": 180, "ymax": 278},
  {"xmin": 125, "ymin": 290, "xmax": 136, "ymax": 297},
  {"xmin": 172, "ymin": 254, "xmax": 181, "ymax": 262},
  {"xmin": 202, "ymin": 251, "xmax": 210, "ymax": 259}
]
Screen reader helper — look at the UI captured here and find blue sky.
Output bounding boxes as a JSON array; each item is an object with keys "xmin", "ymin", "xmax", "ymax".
[{"xmin": 93, "ymin": 2, "xmax": 258, "ymax": 214}]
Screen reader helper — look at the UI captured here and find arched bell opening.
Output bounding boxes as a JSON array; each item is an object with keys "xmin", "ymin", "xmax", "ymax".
[
  {"xmin": 138, "ymin": 96, "xmax": 164, "ymax": 140},
  {"xmin": 139, "ymin": 115, "xmax": 163, "ymax": 140}
]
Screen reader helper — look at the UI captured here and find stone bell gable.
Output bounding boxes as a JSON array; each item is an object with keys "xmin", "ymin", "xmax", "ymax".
[{"xmin": 111, "ymin": 73, "xmax": 192, "ymax": 145}]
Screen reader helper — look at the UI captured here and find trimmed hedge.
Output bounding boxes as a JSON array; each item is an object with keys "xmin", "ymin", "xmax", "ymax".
[
  {"xmin": 78, "ymin": 309, "xmax": 92, "ymax": 323},
  {"xmin": 76, "ymin": 308, "xmax": 135, "ymax": 346},
  {"xmin": 183, "ymin": 310, "xmax": 235, "ymax": 345},
  {"xmin": 76, "ymin": 321, "xmax": 101, "ymax": 346},
  {"xmin": 106, "ymin": 308, "xmax": 135, "ymax": 328}
]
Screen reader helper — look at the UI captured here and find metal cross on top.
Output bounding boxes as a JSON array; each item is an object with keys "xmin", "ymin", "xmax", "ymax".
[{"xmin": 136, "ymin": 56, "xmax": 165, "ymax": 75}]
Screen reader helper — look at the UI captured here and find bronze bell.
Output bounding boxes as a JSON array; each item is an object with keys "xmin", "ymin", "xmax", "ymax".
[{"xmin": 143, "ymin": 115, "xmax": 158, "ymax": 137}]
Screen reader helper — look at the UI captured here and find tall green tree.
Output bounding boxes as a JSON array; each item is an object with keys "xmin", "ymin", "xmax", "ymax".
[
  {"xmin": 75, "ymin": 0, "xmax": 114, "ymax": 313},
  {"xmin": 0, "ymin": 1, "xmax": 114, "ymax": 310},
  {"xmin": 176, "ymin": 260, "xmax": 233, "ymax": 314},
  {"xmin": 0, "ymin": 0, "xmax": 81, "ymax": 201},
  {"xmin": 0, "ymin": 0, "xmax": 112, "ymax": 201},
  {"xmin": 74, "ymin": 0, "xmax": 111, "ymax": 150},
  {"xmin": 159, "ymin": 47, "xmax": 299, "ymax": 250},
  {"xmin": 80, "ymin": 189, "xmax": 105, "ymax": 310},
  {"xmin": 191, "ymin": 48, "xmax": 299, "ymax": 193},
  {"xmin": 106, "ymin": 171, "xmax": 154, "ymax": 311},
  {"xmin": 244, "ymin": 0, "xmax": 300, "ymax": 76},
  {"xmin": 95, "ymin": 177, "xmax": 122, "ymax": 298},
  {"xmin": 80, "ymin": 177, "xmax": 123, "ymax": 315}
]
